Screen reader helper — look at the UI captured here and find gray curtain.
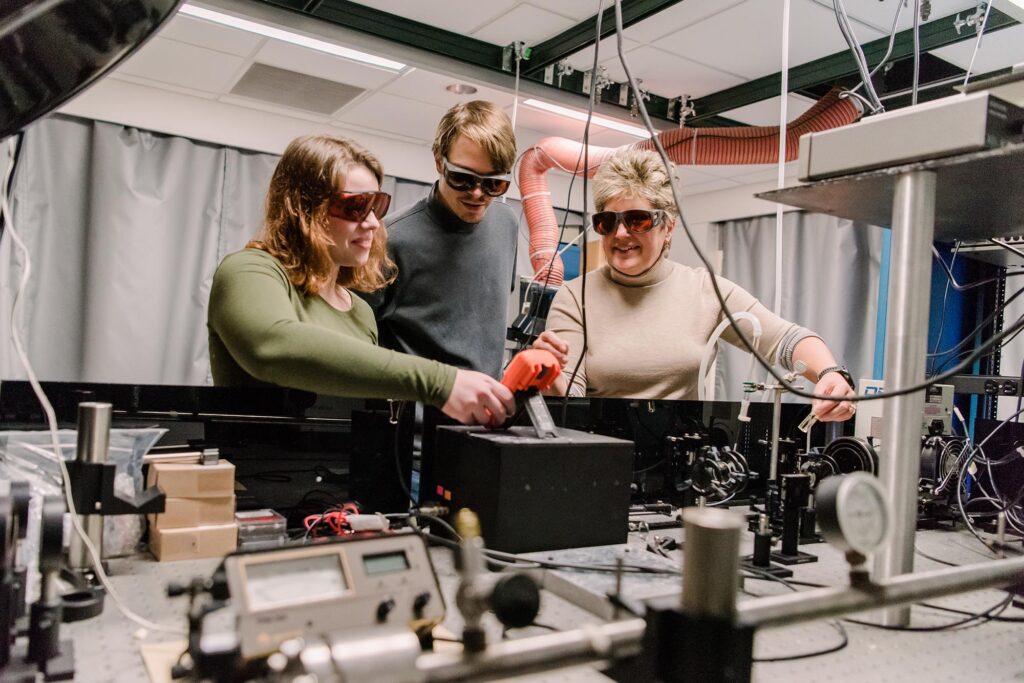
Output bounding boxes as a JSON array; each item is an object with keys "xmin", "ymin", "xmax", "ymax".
[
  {"xmin": 716, "ymin": 212, "xmax": 884, "ymax": 401},
  {"xmin": 0, "ymin": 114, "xmax": 429, "ymax": 385}
]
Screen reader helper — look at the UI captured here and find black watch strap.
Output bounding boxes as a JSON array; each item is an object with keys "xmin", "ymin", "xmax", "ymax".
[{"xmin": 817, "ymin": 365, "xmax": 855, "ymax": 390}]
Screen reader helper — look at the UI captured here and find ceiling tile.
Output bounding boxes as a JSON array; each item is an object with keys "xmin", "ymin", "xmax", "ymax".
[
  {"xmin": 598, "ymin": 45, "xmax": 744, "ymax": 98},
  {"xmin": 383, "ymin": 68, "xmax": 515, "ymax": 109},
  {"xmin": 720, "ymin": 94, "xmax": 817, "ymax": 126},
  {"xmin": 116, "ymin": 37, "xmax": 246, "ymax": 94},
  {"xmin": 253, "ymin": 40, "xmax": 401, "ymax": 90},
  {"xmin": 587, "ymin": 128, "xmax": 646, "ymax": 148},
  {"xmin": 624, "ymin": 0, "xmax": 748, "ymax": 43},
  {"xmin": 564, "ymin": 34, "xmax": 641, "ymax": 72},
  {"xmin": 532, "ymin": 0, "xmax": 605, "ymax": 22},
  {"xmin": 157, "ymin": 14, "xmax": 265, "ymax": 57},
  {"xmin": 930, "ymin": 24, "xmax": 1024, "ymax": 75},
  {"xmin": 347, "ymin": 0, "xmax": 519, "ymax": 35},
  {"xmin": 338, "ymin": 92, "xmax": 448, "ymax": 142},
  {"xmin": 473, "ymin": 4, "xmax": 577, "ymax": 47},
  {"xmin": 808, "ymin": 0, "xmax": 977, "ymax": 33},
  {"xmin": 657, "ymin": 0, "xmax": 884, "ymax": 80}
]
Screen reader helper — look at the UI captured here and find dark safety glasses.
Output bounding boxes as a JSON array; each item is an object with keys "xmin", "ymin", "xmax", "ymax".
[
  {"xmin": 591, "ymin": 209, "xmax": 667, "ymax": 235},
  {"xmin": 327, "ymin": 191, "xmax": 391, "ymax": 222},
  {"xmin": 442, "ymin": 158, "xmax": 511, "ymax": 197}
]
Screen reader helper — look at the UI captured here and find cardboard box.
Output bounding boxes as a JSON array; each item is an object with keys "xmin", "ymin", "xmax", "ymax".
[
  {"xmin": 148, "ymin": 496, "xmax": 236, "ymax": 530},
  {"xmin": 146, "ymin": 461, "xmax": 235, "ymax": 498},
  {"xmin": 150, "ymin": 523, "xmax": 238, "ymax": 562}
]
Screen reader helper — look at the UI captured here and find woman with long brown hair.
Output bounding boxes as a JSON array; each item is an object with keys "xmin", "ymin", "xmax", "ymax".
[{"xmin": 208, "ymin": 134, "xmax": 514, "ymax": 425}]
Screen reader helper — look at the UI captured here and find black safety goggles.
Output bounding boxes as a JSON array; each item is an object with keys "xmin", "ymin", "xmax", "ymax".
[
  {"xmin": 591, "ymin": 209, "xmax": 667, "ymax": 235},
  {"xmin": 442, "ymin": 158, "xmax": 511, "ymax": 197}
]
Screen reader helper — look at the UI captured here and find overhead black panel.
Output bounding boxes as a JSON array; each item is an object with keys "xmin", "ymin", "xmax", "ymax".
[{"xmin": 0, "ymin": 0, "xmax": 181, "ymax": 138}]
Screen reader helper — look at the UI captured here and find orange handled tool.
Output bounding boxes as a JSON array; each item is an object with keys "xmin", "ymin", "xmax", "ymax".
[
  {"xmin": 497, "ymin": 350, "xmax": 561, "ymax": 438},
  {"xmin": 501, "ymin": 349, "xmax": 561, "ymax": 393}
]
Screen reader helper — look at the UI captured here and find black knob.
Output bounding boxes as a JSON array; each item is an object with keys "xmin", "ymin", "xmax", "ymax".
[
  {"xmin": 413, "ymin": 591, "xmax": 431, "ymax": 618},
  {"xmin": 376, "ymin": 598, "xmax": 396, "ymax": 623},
  {"xmin": 490, "ymin": 574, "xmax": 540, "ymax": 629}
]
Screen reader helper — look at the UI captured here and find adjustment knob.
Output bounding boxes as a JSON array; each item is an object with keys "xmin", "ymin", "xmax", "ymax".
[
  {"xmin": 413, "ymin": 591, "xmax": 431, "ymax": 618},
  {"xmin": 376, "ymin": 598, "xmax": 396, "ymax": 623},
  {"xmin": 490, "ymin": 574, "xmax": 540, "ymax": 629}
]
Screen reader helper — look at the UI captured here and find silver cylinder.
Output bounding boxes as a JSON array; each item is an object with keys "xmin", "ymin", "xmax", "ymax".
[
  {"xmin": 67, "ymin": 402, "xmax": 112, "ymax": 569},
  {"xmin": 873, "ymin": 170, "xmax": 936, "ymax": 625},
  {"xmin": 681, "ymin": 507, "xmax": 744, "ymax": 618},
  {"xmin": 769, "ymin": 390, "xmax": 782, "ymax": 481},
  {"xmin": 75, "ymin": 402, "xmax": 111, "ymax": 464}
]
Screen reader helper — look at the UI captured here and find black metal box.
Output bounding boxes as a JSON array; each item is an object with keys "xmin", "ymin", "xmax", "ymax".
[{"xmin": 433, "ymin": 426, "xmax": 634, "ymax": 553}]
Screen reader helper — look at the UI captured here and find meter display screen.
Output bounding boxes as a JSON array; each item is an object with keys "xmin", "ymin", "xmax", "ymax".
[
  {"xmin": 363, "ymin": 550, "xmax": 410, "ymax": 575},
  {"xmin": 246, "ymin": 553, "xmax": 347, "ymax": 610}
]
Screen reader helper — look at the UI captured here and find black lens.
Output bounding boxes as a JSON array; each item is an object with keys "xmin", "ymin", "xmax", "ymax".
[
  {"xmin": 444, "ymin": 169, "xmax": 477, "ymax": 192},
  {"xmin": 480, "ymin": 177, "xmax": 511, "ymax": 197},
  {"xmin": 591, "ymin": 211, "xmax": 616, "ymax": 235}
]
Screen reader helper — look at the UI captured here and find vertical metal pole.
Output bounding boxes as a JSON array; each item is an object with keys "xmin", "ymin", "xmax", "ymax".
[
  {"xmin": 769, "ymin": 388, "xmax": 783, "ymax": 482},
  {"xmin": 681, "ymin": 508, "xmax": 744, "ymax": 618},
  {"xmin": 873, "ymin": 170, "xmax": 936, "ymax": 626},
  {"xmin": 67, "ymin": 402, "xmax": 111, "ymax": 569}
]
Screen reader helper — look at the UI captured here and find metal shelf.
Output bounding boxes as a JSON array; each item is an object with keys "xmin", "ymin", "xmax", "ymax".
[{"xmin": 757, "ymin": 142, "xmax": 1024, "ymax": 241}]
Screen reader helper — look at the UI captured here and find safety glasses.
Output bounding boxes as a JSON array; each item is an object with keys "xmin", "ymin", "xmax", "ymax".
[
  {"xmin": 327, "ymin": 191, "xmax": 391, "ymax": 222},
  {"xmin": 442, "ymin": 158, "xmax": 511, "ymax": 197},
  {"xmin": 591, "ymin": 209, "xmax": 666, "ymax": 235}
]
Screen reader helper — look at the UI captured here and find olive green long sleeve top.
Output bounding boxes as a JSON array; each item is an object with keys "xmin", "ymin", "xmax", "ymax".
[{"xmin": 208, "ymin": 249, "xmax": 456, "ymax": 407}]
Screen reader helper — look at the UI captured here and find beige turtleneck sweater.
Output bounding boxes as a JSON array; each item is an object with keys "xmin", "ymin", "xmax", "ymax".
[{"xmin": 545, "ymin": 257, "xmax": 815, "ymax": 399}]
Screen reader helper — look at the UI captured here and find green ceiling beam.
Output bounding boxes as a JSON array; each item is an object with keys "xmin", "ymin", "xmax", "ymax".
[
  {"xmin": 690, "ymin": 7, "xmax": 1020, "ymax": 123},
  {"xmin": 524, "ymin": 0, "xmax": 687, "ymax": 75}
]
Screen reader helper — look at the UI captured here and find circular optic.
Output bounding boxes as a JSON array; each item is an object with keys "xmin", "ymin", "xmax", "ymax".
[{"xmin": 446, "ymin": 83, "xmax": 478, "ymax": 95}]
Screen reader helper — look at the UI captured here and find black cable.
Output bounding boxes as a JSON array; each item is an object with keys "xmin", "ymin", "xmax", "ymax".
[
  {"xmin": 391, "ymin": 400, "xmax": 415, "ymax": 508},
  {"xmin": 912, "ymin": 0, "xmax": 922, "ymax": 106},
  {"xmin": 560, "ymin": 0, "xmax": 603, "ymax": 418},
  {"xmin": 844, "ymin": 595, "xmax": 1013, "ymax": 632},
  {"xmin": 753, "ymin": 623, "xmax": 849, "ymax": 663},
  {"xmin": 610, "ymin": 0, "xmax": 1024, "ymax": 406},
  {"xmin": 928, "ymin": 244, "xmax": 958, "ymax": 374},
  {"xmin": 920, "ymin": 600, "xmax": 1024, "ymax": 623}
]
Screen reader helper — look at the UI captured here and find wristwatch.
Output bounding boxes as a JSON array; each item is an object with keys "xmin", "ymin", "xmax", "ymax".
[{"xmin": 817, "ymin": 365, "xmax": 855, "ymax": 390}]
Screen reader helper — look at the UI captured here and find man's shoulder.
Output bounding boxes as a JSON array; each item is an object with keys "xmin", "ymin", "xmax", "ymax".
[{"xmin": 386, "ymin": 196, "xmax": 431, "ymax": 230}]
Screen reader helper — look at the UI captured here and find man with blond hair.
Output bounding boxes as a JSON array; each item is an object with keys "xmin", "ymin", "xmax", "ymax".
[{"xmin": 365, "ymin": 100, "xmax": 518, "ymax": 378}]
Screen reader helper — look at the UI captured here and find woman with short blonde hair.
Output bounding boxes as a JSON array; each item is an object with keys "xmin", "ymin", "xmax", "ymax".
[{"xmin": 533, "ymin": 147, "xmax": 856, "ymax": 423}]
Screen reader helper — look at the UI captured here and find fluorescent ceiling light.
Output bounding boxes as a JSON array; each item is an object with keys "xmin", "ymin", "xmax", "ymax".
[
  {"xmin": 522, "ymin": 98, "xmax": 651, "ymax": 138},
  {"xmin": 178, "ymin": 4, "xmax": 406, "ymax": 71}
]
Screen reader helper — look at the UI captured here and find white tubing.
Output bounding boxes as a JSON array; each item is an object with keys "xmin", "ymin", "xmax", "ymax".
[{"xmin": 698, "ymin": 312, "xmax": 763, "ymax": 401}]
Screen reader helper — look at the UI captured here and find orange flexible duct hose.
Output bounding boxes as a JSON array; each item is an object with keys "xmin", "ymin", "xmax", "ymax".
[{"xmin": 518, "ymin": 88, "xmax": 861, "ymax": 285}]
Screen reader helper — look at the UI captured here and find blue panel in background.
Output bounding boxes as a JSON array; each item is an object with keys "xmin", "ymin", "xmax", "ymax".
[{"xmin": 559, "ymin": 243, "xmax": 581, "ymax": 282}]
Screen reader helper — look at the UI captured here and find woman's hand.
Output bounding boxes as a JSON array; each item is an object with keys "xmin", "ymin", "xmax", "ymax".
[
  {"xmin": 442, "ymin": 369, "xmax": 516, "ymax": 425},
  {"xmin": 532, "ymin": 330, "xmax": 569, "ymax": 369},
  {"xmin": 811, "ymin": 372, "xmax": 856, "ymax": 422}
]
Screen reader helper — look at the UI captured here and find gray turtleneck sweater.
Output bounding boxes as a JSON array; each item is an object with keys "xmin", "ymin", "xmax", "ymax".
[
  {"xmin": 545, "ymin": 257, "xmax": 816, "ymax": 399},
  {"xmin": 361, "ymin": 184, "xmax": 518, "ymax": 378}
]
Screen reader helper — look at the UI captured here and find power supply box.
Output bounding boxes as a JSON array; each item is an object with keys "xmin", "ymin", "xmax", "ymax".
[
  {"xmin": 432, "ymin": 426, "xmax": 634, "ymax": 553},
  {"xmin": 798, "ymin": 91, "xmax": 1024, "ymax": 181}
]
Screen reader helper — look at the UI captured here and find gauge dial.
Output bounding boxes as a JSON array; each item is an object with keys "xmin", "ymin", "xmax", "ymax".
[{"xmin": 817, "ymin": 472, "xmax": 889, "ymax": 556}]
